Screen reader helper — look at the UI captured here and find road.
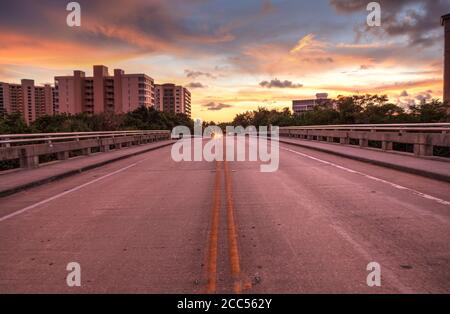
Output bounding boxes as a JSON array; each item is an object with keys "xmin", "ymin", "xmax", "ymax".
[{"xmin": 0, "ymin": 138, "xmax": 449, "ymax": 293}]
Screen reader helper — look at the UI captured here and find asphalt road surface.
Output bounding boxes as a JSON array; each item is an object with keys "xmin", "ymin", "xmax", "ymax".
[{"xmin": 0, "ymin": 138, "xmax": 449, "ymax": 293}]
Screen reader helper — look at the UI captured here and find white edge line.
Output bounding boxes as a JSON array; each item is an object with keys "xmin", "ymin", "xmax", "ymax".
[
  {"xmin": 281, "ymin": 147, "xmax": 450, "ymax": 207},
  {"xmin": 0, "ymin": 154, "xmax": 155, "ymax": 223}
]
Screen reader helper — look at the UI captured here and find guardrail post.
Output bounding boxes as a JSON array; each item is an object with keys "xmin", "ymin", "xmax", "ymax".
[
  {"xmin": 56, "ymin": 151, "xmax": 69, "ymax": 160},
  {"xmin": 82, "ymin": 148, "xmax": 92, "ymax": 156},
  {"xmin": 360, "ymin": 135, "xmax": 368, "ymax": 148},
  {"xmin": 382, "ymin": 140, "xmax": 392, "ymax": 151},
  {"xmin": 2, "ymin": 138, "xmax": 11, "ymax": 148},
  {"xmin": 414, "ymin": 134, "xmax": 433, "ymax": 156},
  {"xmin": 19, "ymin": 148, "xmax": 38, "ymax": 169},
  {"xmin": 101, "ymin": 145, "xmax": 110, "ymax": 152}
]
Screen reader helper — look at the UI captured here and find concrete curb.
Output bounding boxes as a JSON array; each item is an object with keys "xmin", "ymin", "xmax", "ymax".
[
  {"xmin": 279, "ymin": 138, "xmax": 450, "ymax": 184},
  {"xmin": 0, "ymin": 141, "xmax": 175, "ymax": 198}
]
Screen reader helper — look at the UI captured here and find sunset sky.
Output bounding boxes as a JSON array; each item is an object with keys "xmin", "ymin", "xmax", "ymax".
[{"xmin": 0, "ymin": 0, "xmax": 449, "ymax": 122}]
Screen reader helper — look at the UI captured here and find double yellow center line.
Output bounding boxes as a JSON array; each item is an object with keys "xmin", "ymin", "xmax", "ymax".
[
  {"xmin": 206, "ymin": 159, "xmax": 243, "ymax": 294},
  {"xmin": 206, "ymin": 161, "xmax": 222, "ymax": 293}
]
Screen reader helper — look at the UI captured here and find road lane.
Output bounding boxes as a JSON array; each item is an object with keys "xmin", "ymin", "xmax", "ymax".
[
  {"xmin": 206, "ymin": 161, "xmax": 221, "ymax": 293},
  {"xmin": 0, "ymin": 144, "xmax": 216, "ymax": 293},
  {"xmin": 0, "ymin": 137, "xmax": 449, "ymax": 293},
  {"xmin": 229, "ymin": 139, "xmax": 450, "ymax": 293}
]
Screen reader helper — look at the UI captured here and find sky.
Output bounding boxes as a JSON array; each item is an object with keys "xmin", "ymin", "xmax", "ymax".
[{"xmin": 0, "ymin": 0, "xmax": 449, "ymax": 122}]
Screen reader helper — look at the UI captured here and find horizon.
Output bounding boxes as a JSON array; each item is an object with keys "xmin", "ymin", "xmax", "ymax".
[{"xmin": 0, "ymin": 0, "xmax": 449, "ymax": 122}]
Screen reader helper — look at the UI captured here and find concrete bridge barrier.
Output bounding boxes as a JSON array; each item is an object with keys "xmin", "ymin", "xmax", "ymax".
[
  {"xmin": 279, "ymin": 123, "xmax": 450, "ymax": 158},
  {"xmin": 0, "ymin": 131, "xmax": 171, "ymax": 169}
]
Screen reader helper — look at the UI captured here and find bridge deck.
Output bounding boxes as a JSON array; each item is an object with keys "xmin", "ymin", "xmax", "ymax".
[
  {"xmin": 0, "ymin": 138, "xmax": 449, "ymax": 293},
  {"xmin": 279, "ymin": 137, "xmax": 450, "ymax": 183},
  {"xmin": 0, "ymin": 140, "xmax": 174, "ymax": 197}
]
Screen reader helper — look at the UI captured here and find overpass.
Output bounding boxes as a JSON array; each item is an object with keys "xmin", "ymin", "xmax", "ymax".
[{"xmin": 0, "ymin": 124, "xmax": 449, "ymax": 293}]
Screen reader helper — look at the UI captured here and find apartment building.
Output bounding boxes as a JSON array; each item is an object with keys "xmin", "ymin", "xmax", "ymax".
[
  {"xmin": 35, "ymin": 84, "xmax": 55, "ymax": 119},
  {"xmin": 154, "ymin": 83, "xmax": 191, "ymax": 117},
  {"xmin": 55, "ymin": 65, "xmax": 155, "ymax": 115},
  {"xmin": 0, "ymin": 80, "xmax": 55, "ymax": 124},
  {"xmin": 292, "ymin": 93, "xmax": 331, "ymax": 114}
]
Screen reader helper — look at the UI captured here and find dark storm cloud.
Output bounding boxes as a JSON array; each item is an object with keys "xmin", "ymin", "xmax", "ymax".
[
  {"xmin": 259, "ymin": 79, "xmax": 303, "ymax": 89},
  {"xmin": 185, "ymin": 70, "xmax": 216, "ymax": 79},
  {"xmin": 186, "ymin": 82, "xmax": 206, "ymax": 88},
  {"xmin": 0, "ymin": 0, "xmax": 234, "ymax": 56},
  {"xmin": 330, "ymin": 0, "xmax": 450, "ymax": 46},
  {"xmin": 203, "ymin": 102, "xmax": 232, "ymax": 111},
  {"xmin": 416, "ymin": 92, "xmax": 433, "ymax": 101},
  {"xmin": 302, "ymin": 57, "xmax": 334, "ymax": 64}
]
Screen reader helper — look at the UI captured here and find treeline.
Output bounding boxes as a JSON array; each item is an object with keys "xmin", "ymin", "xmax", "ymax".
[
  {"xmin": 230, "ymin": 95, "xmax": 450, "ymax": 127},
  {"xmin": 1, "ymin": 95, "xmax": 449, "ymax": 135},
  {"xmin": 0, "ymin": 107, "xmax": 194, "ymax": 134}
]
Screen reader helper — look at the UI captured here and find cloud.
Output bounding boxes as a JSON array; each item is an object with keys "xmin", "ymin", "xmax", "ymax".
[
  {"xmin": 185, "ymin": 70, "xmax": 216, "ymax": 79},
  {"xmin": 320, "ymin": 78, "xmax": 442, "ymax": 94},
  {"xmin": 400, "ymin": 90, "xmax": 409, "ymax": 97},
  {"xmin": 329, "ymin": 0, "xmax": 450, "ymax": 46},
  {"xmin": 186, "ymin": 82, "xmax": 206, "ymax": 88},
  {"xmin": 302, "ymin": 57, "xmax": 334, "ymax": 64},
  {"xmin": 261, "ymin": 0, "xmax": 277, "ymax": 15},
  {"xmin": 203, "ymin": 102, "xmax": 233, "ymax": 111},
  {"xmin": 259, "ymin": 79, "xmax": 303, "ymax": 89},
  {"xmin": 231, "ymin": 34, "xmax": 385, "ymax": 77},
  {"xmin": 360, "ymin": 64, "xmax": 372, "ymax": 70},
  {"xmin": 416, "ymin": 92, "xmax": 433, "ymax": 101},
  {"xmin": 290, "ymin": 34, "xmax": 326, "ymax": 54},
  {"xmin": 0, "ymin": 0, "xmax": 236, "ymax": 67}
]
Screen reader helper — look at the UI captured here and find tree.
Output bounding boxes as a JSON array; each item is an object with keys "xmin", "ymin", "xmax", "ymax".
[
  {"xmin": 409, "ymin": 99, "xmax": 450, "ymax": 123},
  {"xmin": 232, "ymin": 111, "xmax": 254, "ymax": 128},
  {"xmin": 335, "ymin": 96, "xmax": 364, "ymax": 124},
  {"xmin": 0, "ymin": 113, "xmax": 30, "ymax": 134}
]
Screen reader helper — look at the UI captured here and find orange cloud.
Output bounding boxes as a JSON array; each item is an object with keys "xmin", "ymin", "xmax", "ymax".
[
  {"xmin": 0, "ymin": 30, "xmax": 141, "ymax": 66},
  {"xmin": 319, "ymin": 79, "xmax": 442, "ymax": 94}
]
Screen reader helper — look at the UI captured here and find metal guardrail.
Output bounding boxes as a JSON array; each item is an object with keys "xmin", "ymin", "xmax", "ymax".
[
  {"xmin": 0, "ymin": 130, "xmax": 167, "ymax": 146},
  {"xmin": 280, "ymin": 123, "xmax": 450, "ymax": 133},
  {"xmin": 0, "ymin": 130, "xmax": 171, "ymax": 169},
  {"xmin": 279, "ymin": 123, "xmax": 450, "ymax": 158}
]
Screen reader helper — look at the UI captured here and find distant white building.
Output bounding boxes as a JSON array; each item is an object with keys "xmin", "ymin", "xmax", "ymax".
[{"xmin": 292, "ymin": 93, "xmax": 331, "ymax": 114}]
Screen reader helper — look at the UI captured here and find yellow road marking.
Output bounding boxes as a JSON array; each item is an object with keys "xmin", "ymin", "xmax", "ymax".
[
  {"xmin": 206, "ymin": 161, "xmax": 222, "ymax": 293},
  {"xmin": 224, "ymin": 159, "xmax": 243, "ymax": 293}
]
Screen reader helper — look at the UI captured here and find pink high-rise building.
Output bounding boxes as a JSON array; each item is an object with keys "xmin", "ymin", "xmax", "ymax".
[
  {"xmin": 55, "ymin": 65, "xmax": 155, "ymax": 115},
  {"xmin": 0, "ymin": 80, "xmax": 55, "ymax": 124},
  {"xmin": 154, "ymin": 83, "xmax": 191, "ymax": 117},
  {"xmin": 1, "ymin": 65, "xmax": 161, "ymax": 123}
]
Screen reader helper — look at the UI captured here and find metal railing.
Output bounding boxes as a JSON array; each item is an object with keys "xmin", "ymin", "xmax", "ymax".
[
  {"xmin": 0, "ymin": 130, "xmax": 169, "ymax": 146},
  {"xmin": 0, "ymin": 130, "xmax": 171, "ymax": 169},
  {"xmin": 279, "ymin": 123, "xmax": 450, "ymax": 158},
  {"xmin": 280, "ymin": 123, "xmax": 450, "ymax": 133}
]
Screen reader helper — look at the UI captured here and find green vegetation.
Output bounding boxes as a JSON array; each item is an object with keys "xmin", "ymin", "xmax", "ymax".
[
  {"xmin": 0, "ymin": 107, "xmax": 194, "ymax": 134},
  {"xmin": 230, "ymin": 95, "xmax": 450, "ymax": 127},
  {"xmin": 0, "ymin": 95, "xmax": 448, "ymax": 135}
]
